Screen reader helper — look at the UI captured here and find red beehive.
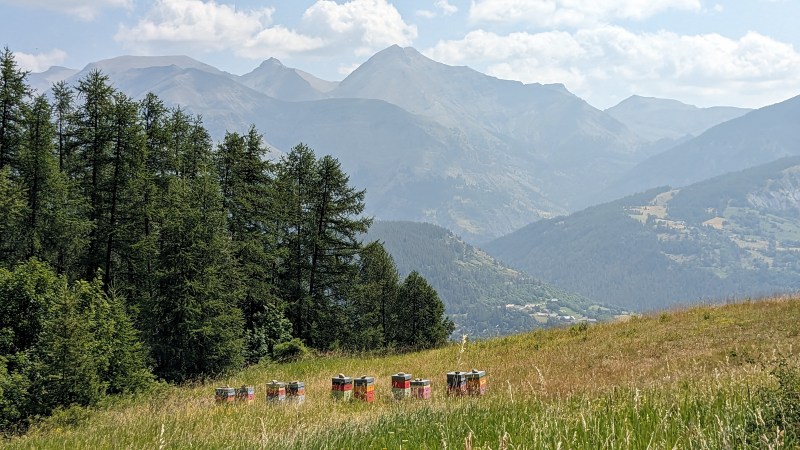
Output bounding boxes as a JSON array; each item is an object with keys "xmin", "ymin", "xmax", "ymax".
[
  {"xmin": 332, "ymin": 374, "xmax": 353, "ymax": 401},
  {"xmin": 392, "ymin": 372, "xmax": 412, "ymax": 400}
]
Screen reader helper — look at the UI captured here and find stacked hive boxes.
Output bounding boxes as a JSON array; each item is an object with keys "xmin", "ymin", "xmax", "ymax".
[
  {"xmin": 215, "ymin": 386, "xmax": 236, "ymax": 403},
  {"xmin": 236, "ymin": 385, "xmax": 255, "ymax": 403},
  {"xmin": 410, "ymin": 378, "xmax": 431, "ymax": 399},
  {"xmin": 287, "ymin": 381, "xmax": 305, "ymax": 404},
  {"xmin": 331, "ymin": 374, "xmax": 353, "ymax": 400},
  {"xmin": 466, "ymin": 369, "xmax": 487, "ymax": 396},
  {"xmin": 266, "ymin": 380, "xmax": 286, "ymax": 402},
  {"xmin": 392, "ymin": 372, "xmax": 412, "ymax": 400},
  {"xmin": 354, "ymin": 376, "xmax": 375, "ymax": 403},
  {"xmin": 447, "ymin": 371, "xmax": 467, "ymax": 396}
]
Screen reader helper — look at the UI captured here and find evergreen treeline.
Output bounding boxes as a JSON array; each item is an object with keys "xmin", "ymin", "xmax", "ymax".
[{"xmin": 0, "ymin": 48, "xmax": 453, "ymax": 432}]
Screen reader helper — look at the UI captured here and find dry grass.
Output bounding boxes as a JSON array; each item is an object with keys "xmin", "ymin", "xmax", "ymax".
[{"xmin": 7, "ymin": 297, "xmax": 800, "ymax": 449}]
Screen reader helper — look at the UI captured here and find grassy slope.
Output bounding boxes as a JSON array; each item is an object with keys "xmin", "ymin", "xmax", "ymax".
[{"xmin": 9, "ymin": 298, "xmax": 800, "ymax": 449}]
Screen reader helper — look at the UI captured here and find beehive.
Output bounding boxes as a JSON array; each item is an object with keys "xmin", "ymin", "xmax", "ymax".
[
  {"xmin": 235, "ymin": 385, "xmax": 255, "ymax": 403},
  {"xmin": 266, "ymin": 380, "xmax": 286, "ymax": 403},
  {"xmin": 392, "ymin": 372, "xmax": 412, "ymax": 400},
  {"xmin": 466, "ymin": 369, "xmax": 487, "ymax": 396},
  {"xmin": 354, "ymin": 375, "xmax": 375, "ymax": 403},
  {"xmin": 287, "ymin": 381, "xmax": 305, "ymax": 404},
  {"xmin": 410, "ymin": 378, "xmax": 431, "ymax": 399},
  {"xmin": 331, "ymin": 374, "xmax": 353, "ymax": 401},
  {"xmin": 447, "ymin": 371, "xmax": 467, "ymax": 396},
  {"xmin": 215, "ymin": 386, "xmax": 236, "ymax": 403}
]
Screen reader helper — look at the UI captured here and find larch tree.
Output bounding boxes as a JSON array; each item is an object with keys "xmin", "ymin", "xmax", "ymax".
[
  {"xmin": 216, "ymin": 126, "xmax": 291, "ymax": 362},
  {"xmin": 0, "ymin": 47, "xmax": 29, "ymax": 171}
]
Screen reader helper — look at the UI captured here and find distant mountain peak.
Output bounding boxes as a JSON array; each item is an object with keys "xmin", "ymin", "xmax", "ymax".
[
  {"xmin": 614, "ymin": 94, "xmax": 695, "ymax": 110},
  {"xmin": 259, "ymin": 57, "xmax": 285, "ymax": 68},
  {"xmin": 367, "ymin": 45, "xmax": 428, "ymax": 65}
]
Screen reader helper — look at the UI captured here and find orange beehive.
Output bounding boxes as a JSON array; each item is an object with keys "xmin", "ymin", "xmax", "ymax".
[
  {"xmin": 354, "ymin": 376, "xmax": 375, "ymax": 403},
  {"xmin": 466, "ymin": 369, "xmax": 487, "ymax": 396}
]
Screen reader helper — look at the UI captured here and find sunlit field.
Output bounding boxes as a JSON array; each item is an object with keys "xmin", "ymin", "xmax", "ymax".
[{"xmin": 9, "ymin": 297, "xmax": 800, "ymax": 449}]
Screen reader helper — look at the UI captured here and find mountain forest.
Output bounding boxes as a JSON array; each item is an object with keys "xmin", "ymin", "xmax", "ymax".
[{"xmin": 0, "ymin": 49, "xmax": 454, "ymax": 432}]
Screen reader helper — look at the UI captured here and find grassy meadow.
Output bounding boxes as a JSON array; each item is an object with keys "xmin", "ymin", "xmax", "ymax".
[{"xmin": 8, "ymin": 297, "xmax": 800, "ymax": 449}]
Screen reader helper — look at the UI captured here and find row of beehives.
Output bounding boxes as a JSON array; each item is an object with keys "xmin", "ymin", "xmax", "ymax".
[{"xmin": 214, "ymin": 370, "xmax": 487, "ymax": 404}]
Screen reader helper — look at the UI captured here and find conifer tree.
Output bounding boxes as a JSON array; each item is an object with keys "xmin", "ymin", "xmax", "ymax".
[
  {"xmin": 216, "ymin": 127, "xmax": 291, "ymax": 362},
  {"xmin": 147, "ymin": 164, "xmax": 244, "ymax": 381},
  {"xmin": 17, "ymin": 95, "xmax": 59, "ymax": 261},
  {"xmin": 275, "ymin": 144, "xmax": 371, "ymax": 348},
  {"xmin": 0, "ymin": 47, "xmax": 29, "ymax": 170},
  {"xmin": 349, "ymin": 241, "xmax": 399, "ymax": 349},
  {"xmin": 394, "ymin": 271, "xmax": 454, "ymax": 350},
  {"xmin": 74, "ymin": 70, "xmax": 115, "ymax": 281},
  {"xmin": 51, "ymin": 81, "xmax": 76, "ymax": 174},
  {"xmin": 274, "ymin": 144, "xmax": 317, "ymax": 343},
  {"xmin": 0, "ymin": 167, "xmax": 26, "ymax": 267},
  {"xmin": 121, "ymin": 93, "xmax": 169, "ymax": 311},
  {"xmin": 26, "ymin": 277, "xmax": 101, "ymax": 415}
]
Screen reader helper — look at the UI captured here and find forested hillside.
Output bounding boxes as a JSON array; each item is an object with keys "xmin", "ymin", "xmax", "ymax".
[
  {"xmin": 365, "ymin": 221, "xmax": 622, "ymax": 337},
  {"xmin": 487, "ymin": 157, "xmax": 800, "ymax": 311},
  {"xmin": 0, "ymin": 49, "xmax": 453, "ymax": 433}
]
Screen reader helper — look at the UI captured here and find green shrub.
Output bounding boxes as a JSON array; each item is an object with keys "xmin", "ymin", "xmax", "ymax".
[{"xmin": 272, "ymin": 339, "xmax": 310, "ymax": 362}]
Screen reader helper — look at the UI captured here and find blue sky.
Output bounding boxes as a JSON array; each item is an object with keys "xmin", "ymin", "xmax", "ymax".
[{"xmin": 1, "ymin": 0, "xmax": 799, "ymax": 109}]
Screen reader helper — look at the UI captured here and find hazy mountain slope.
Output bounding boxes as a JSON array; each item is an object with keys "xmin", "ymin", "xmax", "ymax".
[
  {"xmin": 605, "ymin": 94, "xmax": 800, "ymax": 200},
  {"xmin": 606, "ymin": 95, "xmax": 751, "ymax": 141},
  {"xmin": 255, "ymin": 99, "xmax": 562, "ymax": 241},
  {"xmin": 295, "ymin": 68, "xmax": 338, "ymax": 93},
  {"xmin": 365, "ymin": 221, "xmax": 621, "ymax": 337},
  {"xmin": 486, "ymin": 157, "xmax": 800, "ymax": 311},
  {"xmin": 239, "ymin": 57, "xmax": 331, "ymax": 101},
  {"xmin": 331, "ymin": 45, "xmax": 644, "ymax": 209},
  {"xmin": 27, "ymin": 66, "xmax": 79, "ymax": 93}
]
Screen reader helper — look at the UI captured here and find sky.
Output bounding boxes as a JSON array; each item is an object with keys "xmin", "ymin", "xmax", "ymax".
[{"xmin": 1, "ymin": 0, "xmax": 800, "ymax": 109}]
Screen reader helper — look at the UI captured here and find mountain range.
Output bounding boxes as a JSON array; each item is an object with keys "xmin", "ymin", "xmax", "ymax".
[{"xmin": 29, "ymin": 45, "xmax": 763, "ymax": 242}]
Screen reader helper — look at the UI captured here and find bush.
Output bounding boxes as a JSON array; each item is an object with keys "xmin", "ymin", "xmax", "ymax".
[{"xmin": 273, "ymin": 339, "xmax": 310, "ymax": 362}]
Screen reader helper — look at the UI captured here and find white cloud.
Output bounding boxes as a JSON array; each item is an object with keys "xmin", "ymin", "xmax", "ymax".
[
  {"xmin": 416, "ymin": 9, "xmax": 437, "ymax": 19},
  {"xmin": 468, "ymin": 0, "xmax": 701, "ymax": 27},
  {"xmin": 14, "ymin": 49, "xmax": 68, "ymax": 72},
  {"xmin": 302, "ymin": 0, "xmax": 417, "ymax": 56},
  {"xmin": 426, "ymin": 27, "xmax": 800, "ymax": 108},
  {"xmin": 436, "ymin": 0, "xmax": 458, "ymax": 15},
  {"xmin": 116, "ymin": 0, "xmax": 415, "ymax": 60},
  {"xmin": 0, "ymin": 0, "xmax": 130, "ymax": 20}
]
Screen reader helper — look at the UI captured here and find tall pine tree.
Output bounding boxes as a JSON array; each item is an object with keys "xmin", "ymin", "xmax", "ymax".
[
  {"xmin": 216, "ymin": 127, "xmax": 290, "ymax": 362},
  {"xmin": 275, "ymin": 145, "xmax": 371, "ymax": 348},
  {"xmin": 0, "ymin": 47, "xmax": 29, "ymax": 170},
  {"xmin": 146, "ymin": 127, "xmax": 244, "ymax": 381},
  {"xmin": 394, "ymin": 271, "xmax": 454, "ymax": 350}
]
